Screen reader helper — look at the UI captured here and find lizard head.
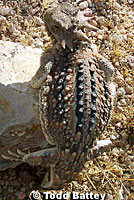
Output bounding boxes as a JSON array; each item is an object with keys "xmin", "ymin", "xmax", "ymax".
[
  {"xmin": 44, "ymin": 2, "xmax": 78, "ymax": 51},
  {"xmin": 43, "ymin": 2, "xmax": 97, "ymax": 51}
]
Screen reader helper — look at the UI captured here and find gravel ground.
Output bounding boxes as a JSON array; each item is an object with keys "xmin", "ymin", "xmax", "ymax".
[{"xmin": 0, "ymin": 0, "xmax": 134, "ymax": 199}]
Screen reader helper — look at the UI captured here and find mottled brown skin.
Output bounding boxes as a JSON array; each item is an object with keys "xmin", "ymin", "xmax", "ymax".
[
  {"xmin": 27, "ymin": 2, "xmax": 115, "ymax": 189},
  {"xmin": 39, "ymin": 44, "xmax": 114, "ymax": 189},
  {"xmin": 0, "ymin": 2, "xmax": 115, "ymax": 189}
]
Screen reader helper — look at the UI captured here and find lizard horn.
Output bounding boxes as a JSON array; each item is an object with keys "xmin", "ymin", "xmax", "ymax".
[
  {"xmin": 75, "ymin": 30, "xmax": 90, "ymax": 42},
  {"xmin": 80, "ymin": 22, "xmax": 98, "ymax": 31}
]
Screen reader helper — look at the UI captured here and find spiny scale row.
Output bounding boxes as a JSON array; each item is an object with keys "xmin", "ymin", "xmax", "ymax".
[{"xmin": 39, "ymin": 46, "xmax": 113, "ymax": 188}]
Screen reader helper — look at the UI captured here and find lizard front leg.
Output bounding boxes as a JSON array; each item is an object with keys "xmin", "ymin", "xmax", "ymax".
[
  {"xmin": 95, "ymin": 54, "xmax": 116, "ymax": 101},
  {"xmin": 30, "ymin": 46, "xmax": 56, "ymax": 89},
  {"xmin": 1, "ymin": 147, "xmax": 59, "ymax": 168},
  {"xmin": 23, "ymin": 147, "xmax": 59, "ymax": 167}
]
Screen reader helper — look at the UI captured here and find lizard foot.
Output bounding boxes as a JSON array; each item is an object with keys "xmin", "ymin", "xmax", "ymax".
[{"xmin": 1, "ymin": 149, "xmax": 26, "ymax": 162}]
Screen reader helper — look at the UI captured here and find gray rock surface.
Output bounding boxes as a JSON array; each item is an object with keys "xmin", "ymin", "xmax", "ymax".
[
  {"xmin": 0, "ymin": 41, "xmax": 49, "ymax": 170},
  {"xmin": 0, "ymin": 40, "xmax": 43, "ymax": 135}
]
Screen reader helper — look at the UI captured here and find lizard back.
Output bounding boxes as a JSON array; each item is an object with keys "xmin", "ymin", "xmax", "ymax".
[{"xmin": 39, "ymin": 42, "xmax": 114, "ymax": 188}]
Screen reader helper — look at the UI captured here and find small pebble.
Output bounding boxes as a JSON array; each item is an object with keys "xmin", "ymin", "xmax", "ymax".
[
  {"xmin": 105, "ymin": 190, "xmax": 113, "ymax": 198},
  {"xmin": 125, "ymin": 84, "xmax": 133, "ymax": 94},
  {"xmin": 131, "ymin": 93, "xmax": 134, "ymax": 103},
  {"xmin": 112, "ymin": 14, "xmax": 120, "ymax": 22},
  {"xmin": 116, "ymin": 87, "xmax": 126, "ymax": 96},
  {"xmin": 0, "ymin": 16, "xmax": 7, "ymax": 23},
  {"xmin": 122, "ymin": 34, "xmax": 127, "ymax": 41},
  {"xmin": 128, "ymin": 56, "xmax": 134, "ymax": 68},
  {"xmin": 0, "ymin": 6, "xmax": 10, "ymax": 16},
  {"xmin": 114, "ymin": 61, "xmax": 120, "ymax": 69},
  {"xmin": 128, "ymin": 0, "xmax": 133, "ymax": 4},
  {"xmin": 113, "ymin": 2, "xmax": 121, "ymax": 10},
  {"xmin": 128, "ymin": 38, "xmax": 133, "ymax": 45},
  {"xmin": 127, "ymin": 33, "xmax": 134, "ymax": 39},
  {"xmin": 119, "ymin": 0, "xmax": 125, "ymax": 2},
  {"xmin": 96, "ymin": 16, "xmax": 105, "ymax": 25},
  {"xmin": 79, "ymin": 1, "xmax": 88, "ymax": 9},
  {"xmin": 118, "ymin": 99, "xmax": 127, "ymax": 106},
  {"xmin": 97, "ymin": 34, "xmax": 103, "ymax": 40},
  {"xmin": 34, "ymin": 38, "xmax": 44, "ymax": 48},
  {"xmin": 116, "ymin": 105, "xmax": 124, "ymax": 112},
  {"xmin": 111, "ymin": 33, "xmax": 122, "ymax": 44},
  {"xmin": 34, "ymin": 16, "xmax": 44, "ymax": 25},
  {"xmin": 110, "ymin": 135, "xmax": 117, "ymax": 140}
]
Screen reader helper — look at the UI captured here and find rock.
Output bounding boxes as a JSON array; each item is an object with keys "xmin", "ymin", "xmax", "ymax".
[
  {"xmin": 110, "ymin": 135, "xmax": 117, "ymax": 140},
  {"xmin": 90, "ymin": 139, "xmax": 113, "ymax": 158},
  {"xmin": 79, "ymin": 1, "xmax": 88, "ymax": 9},
  {"xmin": 0, "ymin": 41, "xmax": 49, "ymax": 170},
  {"xmin": 0, "ymin": 83, "xmax": 39, "ymax": 133},
  {"xmin": 0, "ymin": 41, "xmax": 43, "ymax": 134},
  {"xmin": 113, "ymin": 2, "xmax": 121, "ymax": 10},
  {"xmin": 0, "ymin": 6, "xmax": 11, "ymax": 16},
  {"xmin": 106, "ymin": 194, "xmax": 113, "ymax": 200},
  {"xmin": 0, "ymin": 16, "xmax": 7, "ymax": 23},
  {"xmin": 111, "ymin": 33, "xmax": 122, "ymax": 44},
  {"xmin": 7, "ymin": 24, "xmax": 20, "ymax": 36},
  {"xmin": 125, "ymin": 84, "xmax": 133, "ymax": 94},
  {"xmin": 116, "ymin": 87, "xmax": 126, "ymax": 96},
  {"xmin": 128, "ymin": 56, "xmax": 134, "ymax": 68},
  {"xmin": 0, "ymin": 41, "xmax": 42, "ymax": 85},
  {"xmin": 112, "ymin": 14, "xmax": 120, "ymax": 22},
  {"xmin": 131, "ymin": 94, "xmax": 134, "ymax": 103}
]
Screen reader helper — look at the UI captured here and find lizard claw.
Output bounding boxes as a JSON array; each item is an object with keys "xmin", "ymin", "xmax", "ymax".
[
  {"xmin": 17, "ymin": 149, "xmax": 26, "ymax": 156},
  {"xmin": 8, "ymin": 150, "xmax": 22, "ymax": 158},
  {"xmin": 1, "ymin": 154, "xmax": 22, "ymax": 162},
  {"xmin": 1, "ymin": 149, "xmax": 26, "ymax": 162},
  {"xmin": 81, "ymin": 22, "xmax": 98, "ymax": 31}
]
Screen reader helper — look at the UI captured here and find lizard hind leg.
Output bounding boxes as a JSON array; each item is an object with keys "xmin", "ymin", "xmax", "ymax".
[
  {"xmin": 41, "ymin": 164, "xmax": 55, "ymax": 189},
  {"xmin": 41, "ymin": 164, "xmax": 61, "ymax": 189}
]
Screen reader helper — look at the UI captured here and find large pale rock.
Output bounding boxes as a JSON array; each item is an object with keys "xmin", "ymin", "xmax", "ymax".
[
  {"xmin": 0, "ymin": 40, "xmax": 43, "ymax": 134},
  {"xmin": 0, "ymin": 40, "xmax": 43, "ymax": 86},
  {"xmin": 0, "ymin": 41, "xmax": 49, "ymax": 170}
]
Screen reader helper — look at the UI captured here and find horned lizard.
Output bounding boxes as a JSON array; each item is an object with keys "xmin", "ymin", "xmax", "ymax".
[{"xmin": 1, "ymin": 1, "xmax": 116, "ymax": 189}]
